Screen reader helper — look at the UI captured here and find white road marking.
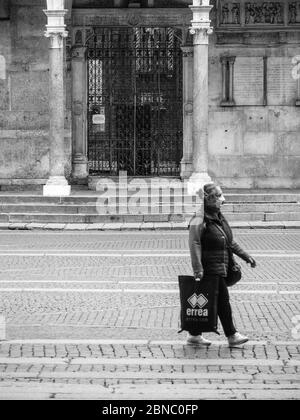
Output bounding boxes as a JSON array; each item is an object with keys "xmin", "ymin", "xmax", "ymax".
[
  {"xmin": 0, "ymin": 338, "xmax": 300, "ymax": 348},
  {"xmin": 0, "ymin": 288, "xmax": 284, "ymax": 294},
  {"xmin": 0, "ymin": 230, "xmax": 299, "ymax": 235},
  {"xmin": 0, "ymin": 358, "xmax": 68, "ymax": 365},
  {"xmin": 0, "ymin": 357, "xmax": 294, "ymax": 367},
  {"xmin": 0, "ymin": 383, "xmax": 298, "ymax": 393},
  {"xmin": 0, "ymin": 339, "xmax": 268, "ymax": 345},
  {"xmin": 279, "ymin": 291, "xmax": 300, "ymax": 295},
  {"xmin": 0, "ymin": 280, "xmax": 279, "ymax": 285},
  {"xmin": 0, "ymin": 372, "xmax": 258, "ymax": 380},
  {"xmin": 0, "ymin": 252, "xmax": 299, "ymax": 258}
]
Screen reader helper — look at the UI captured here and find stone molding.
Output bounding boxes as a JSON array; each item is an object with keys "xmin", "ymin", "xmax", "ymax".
[
  {"xmin": 216, "ymin": 30, "xmax": 300, "ymax": 45},
  {"xmin": 72, "ymin": 8, "xmax": 192, "ymax": 28},
  {"xmin": 44, "ymin": 9, "xmax": 68, "ymax": 34}
]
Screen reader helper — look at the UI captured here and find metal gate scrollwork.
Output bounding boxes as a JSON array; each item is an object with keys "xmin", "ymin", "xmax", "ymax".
[{"xmin": 87, "ymin": 27, "xmax": 183, "ymax": 176}]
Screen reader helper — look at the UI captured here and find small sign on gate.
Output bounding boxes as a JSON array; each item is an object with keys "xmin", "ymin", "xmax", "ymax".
[
  {"xmin": 92, "ymin": 114, "xmax": 105, "ymax": 125},
  {"xmin": 92, "ymin": 107, "xmax": 105, "ymax": 132}
]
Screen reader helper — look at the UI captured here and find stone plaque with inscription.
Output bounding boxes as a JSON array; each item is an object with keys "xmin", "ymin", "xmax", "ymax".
[
  {"xmin": 267, "ymin": 57, "xmax": 298, "ymax": 105},
  {"xmin": 233, "ymin": 57, "xmax": 264, "ymax": 105}
]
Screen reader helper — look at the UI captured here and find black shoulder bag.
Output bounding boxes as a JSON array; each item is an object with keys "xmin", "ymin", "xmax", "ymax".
[{"xmin": 213, "ymin": 223, "xmax": 242, "ymax": 287}]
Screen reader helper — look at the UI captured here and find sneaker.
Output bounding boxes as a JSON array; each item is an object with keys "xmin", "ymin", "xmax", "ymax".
[
  {"xmin": 186, "ymin": 333, "xmax": 212, "ymax": 346},
  {"xmin": 228, "ymin": 332, "xmax": 249, "ymax": 346}
]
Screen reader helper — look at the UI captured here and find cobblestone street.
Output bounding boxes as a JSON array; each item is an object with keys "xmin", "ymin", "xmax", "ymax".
[{"xmin": 0, "ymin": 229, "xmax": 299, "ymax": 400}]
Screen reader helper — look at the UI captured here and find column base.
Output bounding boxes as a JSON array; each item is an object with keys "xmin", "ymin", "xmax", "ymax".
[
  {"xmin": 180, "ymin": 160, "xmax": 193, "ymax": 179},
  {"xmin": 43, "ymin": 176, "xmax": 71, "ymax": 197},
  {"xmin": 72, "ymin": 154, "xmax": 89, "ymax": 183},
  {"xmin": 187, "ymin": 172, "xmax": 212, "ymax": 196}
]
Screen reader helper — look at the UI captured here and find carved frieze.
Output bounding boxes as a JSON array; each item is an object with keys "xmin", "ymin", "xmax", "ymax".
[
  {"xmin": 217, "ymin": 0, "xmax": 300, "ymax": 29},
  {"xmin": 245, "ymin": 2, "xmax": 283, "ymax": 25},
  {"xmin": 72, "ymin": 8, "xmax": 192, "ymax": 29}
]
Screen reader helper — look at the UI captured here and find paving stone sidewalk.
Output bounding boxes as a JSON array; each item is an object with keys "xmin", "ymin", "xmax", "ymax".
[
  {"xmin": 0, "ymin": 341, "xmax": 299, "ymax": 400},
  {"xmin": 0, "ymin": 230, "xmax": 299, "ymax": 399}
]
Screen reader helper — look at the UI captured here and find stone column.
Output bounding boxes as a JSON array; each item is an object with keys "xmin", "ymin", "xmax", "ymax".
[
  {"xmin": 228, "ymin": 57, "xmax": 235, "ymax": 104},
  {"xmin": 180, "ymin": 46, "xmax": 194, "ymax": 179},
  {"xmin": 220, "ymin": 57, "xmax": 228, "ymax": 104},
  {"xmin": 187, "ymin": 0, "xmax": 213, "ymax": 195},
  {"xmin": 71, "ymin": 46, "xmax": 88, "ymax": 182},
  {"xmin": 220, "ymin": 56, "xmax": 235, "ymax": 106},
  {"xmin": 43, "ymin": 0, "xmax": 71, "ymax": 196}
]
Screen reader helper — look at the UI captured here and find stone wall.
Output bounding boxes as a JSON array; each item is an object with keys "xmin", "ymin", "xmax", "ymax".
[
  {"xmin": 0, "ymin": 0, "xmax": 71, "ymax": 186},
  {"xmin": 207, "ymin": 1, "xmax": 300, "ymax": 188},
  {"xmin": 1, "ymin": 0, "xmax": 300, "ymax": 189},
  {"xmin": 208, "ymin": 33, "xmax": 300, "ymax": 189}
]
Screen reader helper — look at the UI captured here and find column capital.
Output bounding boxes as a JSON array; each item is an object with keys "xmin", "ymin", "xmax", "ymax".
[
  {"xmin": 220, "ymin": 55, "xmax": 236, "ymax": 64},
  {"xmin": 44, "ymin": 2, "xmax": 68, "ymax": 44},
  {"xmin": 181, "ymin": 46, "xmax": 194, "ymax": 58},
  {"xmin": 189, "ymin": 0, "xmax": 213, "ymax": 45},
  {"xmin": 189, "ymin": 27, "xmax": 213, "ymax": 45},
  {"xmin": 45, "ymin": 32, "xmax": 68, "ymax": 48},
  {"xmin": 71, "ymin": 46, "xmax": 87, "ymax": 60}
]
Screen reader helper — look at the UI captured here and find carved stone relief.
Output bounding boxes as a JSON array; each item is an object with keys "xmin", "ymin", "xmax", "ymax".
[
  {"xmin": 218, "ymin": 1, "xmax": 293, "ymax": 28},
  {"xmin": 221, "ymin": 3, "xmax": 241, "ymax": 24},
  {"xmin": 289, "ymin": 2, "xmax": 300, "ymax": 24},
  {"xmin": 245, "ymin": 2, "xmax": 283, "ymax": 25}
]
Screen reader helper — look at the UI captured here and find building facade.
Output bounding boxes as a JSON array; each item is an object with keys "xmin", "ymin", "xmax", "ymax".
[{"xmin": 0, "ymin": 0, "xmax": 300, "ymax": 190}]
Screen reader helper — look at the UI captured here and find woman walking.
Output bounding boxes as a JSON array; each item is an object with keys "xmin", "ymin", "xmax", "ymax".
[{"xmin": 188, "ymin": 183, "xmax": 257, "ymax": 346}]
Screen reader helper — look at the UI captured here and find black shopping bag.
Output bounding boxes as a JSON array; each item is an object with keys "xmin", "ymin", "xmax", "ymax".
[{"xmin": 178, "ymin": 275, "xmax": 219, "ymax": 335}]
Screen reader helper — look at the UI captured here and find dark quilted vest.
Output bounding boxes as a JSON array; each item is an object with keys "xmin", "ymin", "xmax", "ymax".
[{"xmin": 201, "ymin": 214, "xmax": 232, "ymax": 276}]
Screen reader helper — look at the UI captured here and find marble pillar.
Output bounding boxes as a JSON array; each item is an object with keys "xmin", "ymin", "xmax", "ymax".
[
  {"xmin": 187, "ymin": 0, "xmax": 213, "ymax": 195},
  {"xmin": 71, "ymin": 47, "xmax": 88, "ymax": 182},
  {"xmin": 43, "ymin": 2, "xmax": 71, "ymax": 197},
  {"xmin": 180, "ymin": 46, "xmax": 194, "ymax": 179}
]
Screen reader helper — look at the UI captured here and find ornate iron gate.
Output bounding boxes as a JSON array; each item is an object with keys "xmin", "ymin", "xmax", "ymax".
[{"xmin": 87, "ymin": 27, "xmax": 183, "ymax": 176}]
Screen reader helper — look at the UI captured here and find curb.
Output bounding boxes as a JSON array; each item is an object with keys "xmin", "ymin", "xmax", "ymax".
[{"xmin": 0, "ymin": 222, "xmax": 300, "ymax": 231}]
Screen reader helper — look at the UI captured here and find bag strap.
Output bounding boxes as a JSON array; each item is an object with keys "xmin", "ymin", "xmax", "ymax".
[
  {"xmin": 200, "ymin": 218, "xmax": 231, "ymax": 247},
  {"xmin": 212, "ymin": 223, "xmax": 231, "ymax": 248},
  {"xmin": 212, "ymin": 223, "xmax": 236, "ymax": 262}
]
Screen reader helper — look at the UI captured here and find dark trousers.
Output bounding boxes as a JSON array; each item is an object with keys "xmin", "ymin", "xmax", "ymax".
[
  {"xmin": 192, "ymin": 275, "xmax": 237, "ymax": 337},
  {"xmin": 217, "ymin": 276, "xmax": 237, "ymax": 337}
]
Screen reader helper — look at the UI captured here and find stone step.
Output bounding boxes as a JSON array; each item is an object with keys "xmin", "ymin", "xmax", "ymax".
[
  {"xmin": 0, "ymin": 194, "xmax": 299, "ymax": 205},
  {"xmin": 85, "ymin": 191, "xmax": 300, "ymax": 203},
  {"xmin": 265, "ymin": 212, "xmax": 300, "ymax": 221},
  {"xmin": 0, "ymin": 213, "xmax": 188, "ymax": 224},
  {"xmin": 0, "ymin": 203, "xmax": 300, "ymax": 213},
  {"xmin": 0, "ymin": 194, "xmax": 198, "ymax": 204},
  {"xmin": 3, "ymin": 211, "xmax": 297, "ymax": 224}
]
